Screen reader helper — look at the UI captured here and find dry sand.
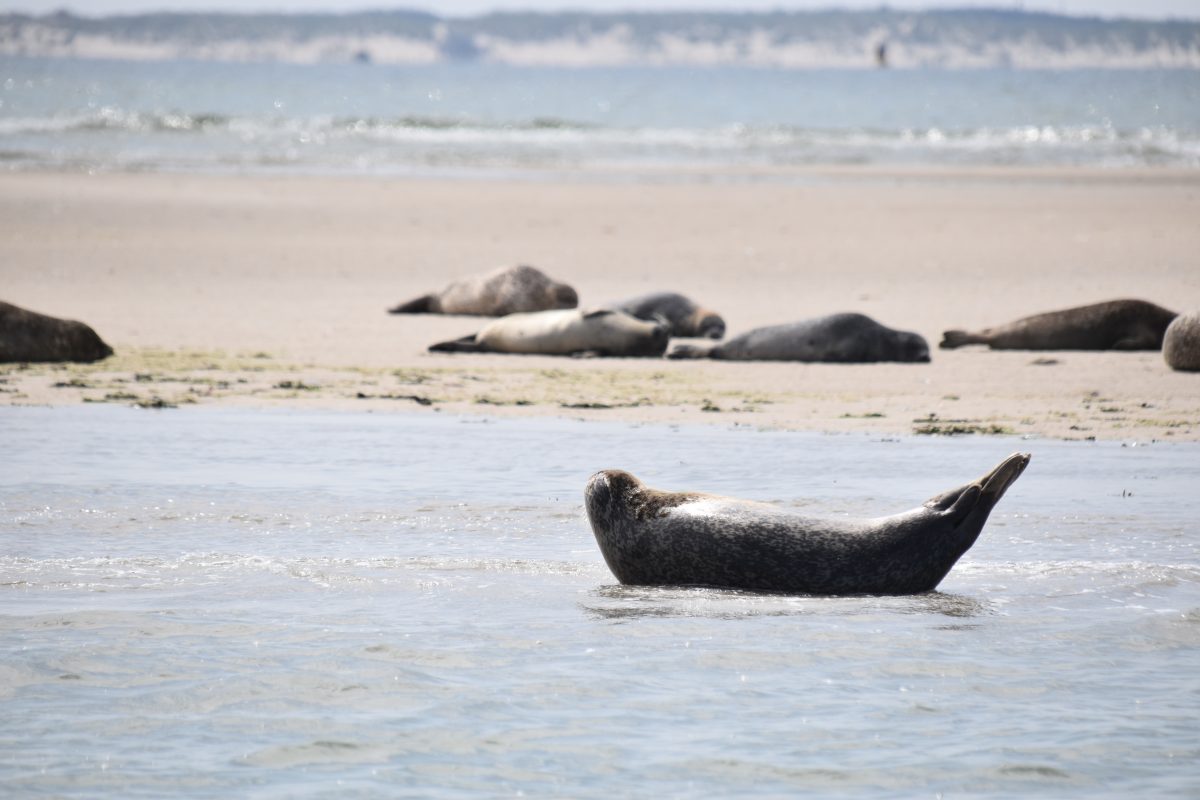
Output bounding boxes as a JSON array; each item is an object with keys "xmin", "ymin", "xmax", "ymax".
[{"xmin": 2, "ymin": 167, "xmax": 1198, "ymax": 440}]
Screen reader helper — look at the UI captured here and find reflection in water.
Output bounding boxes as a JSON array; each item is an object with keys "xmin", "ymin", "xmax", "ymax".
[{"xmin": 582, "ymin": 584, "xmax": 991, "ymax": 621}]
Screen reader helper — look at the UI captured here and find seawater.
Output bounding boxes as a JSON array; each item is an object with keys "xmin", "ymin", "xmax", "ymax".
[
  {"xmin": 1, "ymin": 405, "xmax": 1197, "ymax": 798},
  {"xmin": 1, "ymin": 58, "xmax": 1199, "ymax": 174}
]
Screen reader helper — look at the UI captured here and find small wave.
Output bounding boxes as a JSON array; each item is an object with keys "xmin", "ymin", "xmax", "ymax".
[{"xmin": 2, "ymin": 109, "xmax": 1197, "ymax": 169}]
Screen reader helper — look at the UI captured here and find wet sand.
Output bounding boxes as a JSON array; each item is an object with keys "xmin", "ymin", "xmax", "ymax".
[{"xmin": 1, "ymin": 167, "xmax": 1198, "ymax": 440}]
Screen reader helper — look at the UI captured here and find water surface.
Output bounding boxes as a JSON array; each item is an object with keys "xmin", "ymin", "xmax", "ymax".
[{"xmin": 1, "ymin": 406, "xmax": 1197, "ymax": 797}]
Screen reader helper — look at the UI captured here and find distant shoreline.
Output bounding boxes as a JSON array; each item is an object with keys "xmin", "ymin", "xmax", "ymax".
[{"xmin": 3, "ymin": 8, "xmax": 1198, "ymax": 69}]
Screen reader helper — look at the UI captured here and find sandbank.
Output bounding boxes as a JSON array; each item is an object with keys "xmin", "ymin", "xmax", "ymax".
[{"xmin": 1, "ymin": 167, "xmax": 1198, "ymax": 441}]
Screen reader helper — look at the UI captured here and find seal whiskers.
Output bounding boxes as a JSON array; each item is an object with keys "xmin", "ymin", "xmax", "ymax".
[{"xmin": 584, "ymin": 453, "xmax": 1030, "ymax": 596}]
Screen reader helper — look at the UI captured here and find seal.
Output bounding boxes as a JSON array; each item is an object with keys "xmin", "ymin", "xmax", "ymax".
[
  {"xmin": 0, "ymin": 301, "xmax": 114, "ymax": 363},
  {"xmin": 429, "ymin": 308, "xmax": 669, "ymax": 357},
  {"xmin": 1163, "ymin": 311, "xmax": 1200, "ymax": 371},
  {"xmin": 940, "ymin": 299, "xmax": 1177, "ymax": 351},
  {"xmin": 584, "ymin": 453, "xmax": 1030, "ymax": 595},
  {"xmin": 388, "ymin": 264, "xmax": 578, "ymax": 316},
  {"xmin": 606, "ymin": 292, "xmax": 726, "ymax": 339},
  {"xmin": 667, "ymin": 313, "xmax": 930, "ymax": 363}
]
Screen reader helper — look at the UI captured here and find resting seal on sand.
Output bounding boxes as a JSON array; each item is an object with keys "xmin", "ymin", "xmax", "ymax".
[
  {"xmin": 0, "ymin": 301, "xmax": 114, "ymax": 363},
  {"xmin": 606, "ymin": 292, "xmax": 726, "ymax": 339},
  {"xmin": 585, "ymin": 453, "xmax": 1030, "ymax": 595},
  {"xmin": 429, "ymin": 308, "xmax": 669, "ymax": 357},
  {"xmin": 940, "ymin": 299, "xmax": 1177, "ymax": 351},
  {"xmin": 388, "ymin": 264, "xmax": 578, "ymax": 316},
  {"xmin": 1163, "ymin": 311, "xmax": 1200, "ymax": 371},
  {"xmin": 667, "ymin": 313, "xmax": 929, "ymax": 363}
]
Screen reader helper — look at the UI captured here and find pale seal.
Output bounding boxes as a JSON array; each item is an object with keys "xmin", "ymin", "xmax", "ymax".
[
  {"xmin": 584, "ymin": 453, "xmax": 1030, "ymax": 595},
  {"xmin": 388, "ymin": 264, "xmax": 578, "ymax": 316},
  {"xmin": 667, "ymin": 313, "xmax": 930, "ymax": 363},
  {"xmin": 606, "ymin": 292, "xmax": 726, "ymax": 339},
  {"xmin": 940, "ymin": 299, "xmax": 1177, "ymax": 351},
  {"xmin": 1163, "ymin": 311, "xmax": 1200, "ymax": 371},
  {"xmin": 0, "ymin": 301, "xmax": 113, "ymax": 363},
  {"xmin": 429, "ymin": 308, "xmax": 669, "ymax": 357}
]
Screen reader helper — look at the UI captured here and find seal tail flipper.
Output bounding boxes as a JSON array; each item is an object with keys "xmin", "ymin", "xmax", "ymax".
[
  {"xmin": 666, "ymin": 342, "xmax": 716, "ymax": 360},
  {"xmin": 939, "ymin": 329, "xmax": 986, "ymax": 349},
  {"xmin": 428, "ymin": 335, "xmax": 484, "ymax": 353},
  {"xmin": 389, "ymin": 295, "xmax": 434, "ymax": 314}
]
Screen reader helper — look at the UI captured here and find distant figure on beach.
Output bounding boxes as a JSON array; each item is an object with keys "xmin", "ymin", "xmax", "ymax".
[
  {"xmin": 875, "ymin": 41, "xmax": 888, "ymax": 68},
  {"xmin": 389, "ymin": 264, "xmax": 578, "ymax": 317},
  {"xmin": 429, "ymin": 308, "xmax": 669, "ymax": 358},
  {"xmin": 940, "ymin": 299, "xmax": 1178, "ymax": 351},
  {"xmin": 667, "ymin": 313, "xmax": 929, "ymax": 363},
  {"xmin": 0, "ymin": 300, "xmax": 113, "ymax": 363},
  {"xmin": 605, "ymin": 291, "xmax": 726, "ymax": 339},
  {"xmin": 1163, "ymin": 311, "xmax": 1200, "ymax": 371}
]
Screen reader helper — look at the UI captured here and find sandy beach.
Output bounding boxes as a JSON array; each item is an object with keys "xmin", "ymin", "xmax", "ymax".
[{"xmin": 2, "ymin": 167, "xmax": 1198, "ymax": 440}]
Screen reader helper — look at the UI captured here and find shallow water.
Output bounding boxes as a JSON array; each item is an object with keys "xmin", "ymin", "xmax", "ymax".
[{"xmin": 1, "ymin": 406, "xmax": 1197, "ymax": 797}]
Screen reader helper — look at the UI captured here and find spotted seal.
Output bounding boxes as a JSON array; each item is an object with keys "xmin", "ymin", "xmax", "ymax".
[
  {"xmin": 667, "ymin": 313, "xmax": 930, "ymax": 363},
  {"xmin": 429, "ymin": 308, "xmax": 669, "ymax": 357},
  {"xmin": 1163, "ymin": 311, "xmax": 1200, "ymax": 371},
  {"xmin": 388, "ymin": 264, "xmax": 578, "ymax": 316},
  {"xmin": 584, "ymin": 453, "xmax": 1030, "ymax": 595},
  {"xmin": 606, "ymin": 292, "xmax": 726, "ymax": 339},
  {"xmin": 0, "ymin": 301, "xmax": 113, "ymax": 363},
  {"xmin": 940, "ymin": 299, "xmax": 1177, "ymax": 351}
]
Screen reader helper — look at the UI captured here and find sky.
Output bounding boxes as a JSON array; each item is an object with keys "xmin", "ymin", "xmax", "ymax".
[{"xmin": 2, "ymin": 0, "xmax": 1198, "ymax": 20}]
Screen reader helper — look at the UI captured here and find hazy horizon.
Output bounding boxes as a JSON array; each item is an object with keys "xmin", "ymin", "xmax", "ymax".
[{"xmin": 2, "ymin": 0, "xmax": 1199, "ymax": 23}]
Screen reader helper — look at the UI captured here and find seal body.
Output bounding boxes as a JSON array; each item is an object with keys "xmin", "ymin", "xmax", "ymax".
[
  {"xmin": 389, "ymin": 264, "xmax": 578, "ymax": 316},
  {"xmin": 429, "ymin": 308, "xmax": 669, "ymax": 357},
  {"xmin": 584, "ymin": 454, "xmax": 1029, "ymax": 595},
  {"xmin": 1163, "ymin": 311, "xmax": 1200, "ymax": 371},
  {"xmin": 667, "ymin": 313, "xmax": 929, "ymax": 363},
  {"xmin": 0, "ymin": 301, "xmax": 113, "ymax": 363},
  {"xmin": 607, "ymin": 292, "xmax": 725, "ymax": 339},
  {"xmin": 940, "ymin": 299, "xmax": 1177, "ymax": 351}
]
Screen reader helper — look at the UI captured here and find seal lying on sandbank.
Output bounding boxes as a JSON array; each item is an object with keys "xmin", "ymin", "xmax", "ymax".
[
  {"xmin": 429, "ymin": 308, "xmax": 669, "ymax": 358},
  {"xmin": 1163, "ymin": 311, "xmax": 1200, "ymax": 371},
  {"xmin": 667, "ymin": 313, "xmax": 929, "ymax": 363},
  {"xmin": 606, "ymin": 292, "xmax": 726, "ymax": 339},
  {"xmin": 0, "ymin": 301, "xmax": 114, "ymax": 363},
  {"xmin": 388, "ymin": 264, "xmax": 578, "ymax": 316},
  {"xmin": 940, "ymin": 299, "xmax": 1177, "ymax": 351},
  {"xmin": 585, "ymin": 453, "xmax": 1030, "ymax": 595}
]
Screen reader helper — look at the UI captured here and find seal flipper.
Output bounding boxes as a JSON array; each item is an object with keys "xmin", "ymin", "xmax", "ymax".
[
  {"xmin": 429, "ymin": 334, "xmax": 485, "ymax": 353},
  {"xmin": 389, "ymin": 295, "xmax": 434, "ymax": 314},
  {"xmin": 939, "ymin": 329, "xmax": 988, "ymax": 349},
  {"xmin": 667, "ymin": 342, "xmax": 718, "ymax": 359},
  {"xmin": 940, "ymin": 452, "xmax": 1031, "ymax": 547}
]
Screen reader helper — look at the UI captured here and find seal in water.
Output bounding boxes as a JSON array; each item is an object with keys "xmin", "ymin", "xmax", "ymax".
[
  {"xmin": 1163, "ymin": 311, "xmax": 1200, "ymax": 371},
  {"xmin": 606, "ymin": 292, "xmax": 726, "ymax": 339},
  {"xmin": 388, "ymin": 264, "xmax": 578, "ymax": 316},
  {"xmin": 667, "ymin": 313, "xmax": 929, "ymax": 363},
  {"xmin": 429, "ymin": 308, "xmax": 669, "ymax": 357},
  {"xmin": 0, "ymin": 301, "xmax": 114, "ymax": 363},
  {"xmin": 940, "ymin": 299, "xmax": 1177, "ymax": 351},
  {"xmin": 584, "ymin": 453, "xmax": 1030, "ymax": 595}
]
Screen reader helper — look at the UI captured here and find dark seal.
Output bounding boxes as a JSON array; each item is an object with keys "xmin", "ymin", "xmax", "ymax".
[
  {"xmin": 940, "ymin": 299, "xmax": 1177, "ymax": 351},
  {"xmin": 0, "ymin": 301, "xmax": 114, "ymax": 363},
  {"xmin": 667, "ymin": 313, "xmax": 930, "ymax": 363},
  {"xmin": 388, "ymin": 264, "xmax": 578, "ymax": 316},
  {"xmin": 584, "ymin": 453, "xmax": 1030, "ymax": 595},
  {"xmin": 606, "ymin": 292, "xmax": 725, "ymax": 339}
]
